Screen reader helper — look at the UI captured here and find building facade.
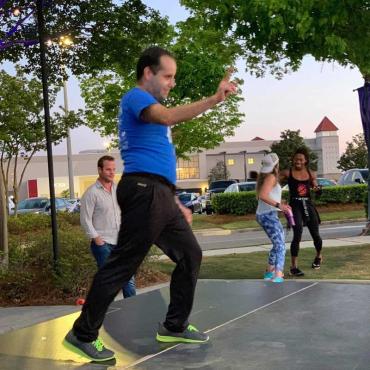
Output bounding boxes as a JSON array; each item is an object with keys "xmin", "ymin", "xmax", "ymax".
[{"xmin": 9, "ymin": 117, "xmax": 340, "ymax": 200}]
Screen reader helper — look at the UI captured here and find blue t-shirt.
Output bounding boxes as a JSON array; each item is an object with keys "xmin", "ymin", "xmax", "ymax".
[{"xmin": 118, "ymin": 87, "xmax": 177, "ymax": 185}]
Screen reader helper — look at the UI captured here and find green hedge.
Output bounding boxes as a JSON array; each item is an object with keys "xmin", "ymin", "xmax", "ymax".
[
  {"xmin": 8, "ymin": 213, "xmax": 80, "ymax": 234},
  {"xmin": 1, "ymin": 213, "xmax": 161, "ymax": 305},
  {"xmin": 315, "ymin": 184, "xmax": 367, "ymax": 205},
  {"xmin": 212, "ymin": 184, "xmax": 367, "ymax": 215}
]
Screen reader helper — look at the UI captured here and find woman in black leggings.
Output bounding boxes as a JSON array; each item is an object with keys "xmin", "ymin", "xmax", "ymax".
[{"xmin": 281, "ymin": 148, "xmax": 323, "ymax": 277}]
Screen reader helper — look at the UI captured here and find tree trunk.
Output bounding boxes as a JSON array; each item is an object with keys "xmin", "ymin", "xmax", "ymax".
[{"xmin": 0, "ymin": 169, "xmax": 9, "ymax": 271}]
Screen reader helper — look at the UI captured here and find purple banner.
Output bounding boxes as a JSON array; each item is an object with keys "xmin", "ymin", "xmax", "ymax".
[{"xmin": 358, "ymin": 84, "xmax": 370, "ymax": 149}]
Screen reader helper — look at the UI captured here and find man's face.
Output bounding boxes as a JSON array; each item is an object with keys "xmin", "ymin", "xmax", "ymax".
[
  {"xmin": 147, "ymin": 55, "xmax": 177, "ymax": 101},
  {"xmin": 98, "ymin": 160, "xmax": 116, "ymax": 183}
]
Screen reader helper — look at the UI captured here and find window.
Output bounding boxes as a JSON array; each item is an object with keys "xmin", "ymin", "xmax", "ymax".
[
  {"xmin": 248, "ymin": 158, "xmax": 254, "ymax": 164},
  {"xmin": 239, "ymin": 183, "xmax": 256, "ymax": 192},
  {"xmin": 224, "ymin": 184, "xmax": 236, "ymax": 193},
  {"xmin": 227, "ymin": 159, "xmax": 235, "ymax": 166},
  {"xmin": 176, "ymin": 155, "xmax": 200, "ymax": 180}
]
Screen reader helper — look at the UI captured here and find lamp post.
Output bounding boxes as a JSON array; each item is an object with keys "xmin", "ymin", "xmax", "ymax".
[
  {"xmin": 59, "ymin": 36, "xmax": 74, "ymax": 199},
  {"xmin": 240, "ymin": 150, "xmax": 247, "ymax": 181},
  {"xmin": 220, "ymin": 151, "xmax": 227, "ymax": 179},
  {"xmin": 36, "ymin": 0, "xmax": 59, "ymax": 269}
]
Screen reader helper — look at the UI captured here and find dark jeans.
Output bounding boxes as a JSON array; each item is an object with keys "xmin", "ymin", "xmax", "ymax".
[
  {"xmin": 73, "ymin": 174, "xmax": 202, "ymax": 342},
  {"xmin": 90, "ymin": 241, "xmax": 136, "ymax": 298},
  {"xmin": 290, "ymin": 201, "xmax": 322, "ymax": 257}
]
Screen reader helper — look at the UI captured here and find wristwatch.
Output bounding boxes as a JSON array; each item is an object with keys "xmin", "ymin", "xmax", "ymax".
[{"xmin": 275, "ymin": 202, "xmax": 280, "ymax": 209}]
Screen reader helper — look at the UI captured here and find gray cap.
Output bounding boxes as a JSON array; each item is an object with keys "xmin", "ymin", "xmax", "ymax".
[{"xmin": 260, "ymin": 153, "xmax": 279, "ymax": 173}]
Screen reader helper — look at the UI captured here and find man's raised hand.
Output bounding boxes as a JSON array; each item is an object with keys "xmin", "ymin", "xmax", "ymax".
[{"xmin": 215, "ymin": 67, "xmax": 238, "ymax": 103}]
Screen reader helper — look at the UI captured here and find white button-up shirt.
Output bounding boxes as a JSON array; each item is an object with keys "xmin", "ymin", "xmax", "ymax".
[{"xmin": 80, "ymin": 180, "xmax": 121, "ymax": 245}]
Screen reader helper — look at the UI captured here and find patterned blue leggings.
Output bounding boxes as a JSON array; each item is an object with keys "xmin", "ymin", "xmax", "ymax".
[{"xmin": 256, "ymin": 211, "xmax": 286, "ymax": 273}]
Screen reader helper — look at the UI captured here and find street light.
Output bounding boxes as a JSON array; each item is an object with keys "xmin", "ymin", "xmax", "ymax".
[
  {"xmin": 219, "ymin": 151, "xmax": 227, "ymax": 179},
  {"xmin": 57, "ymin": 35, "xmax": 75, "ymax": 199},
  {"xmin": 240, "ymin": 151, "xmax": 247, "ymax": 181},
  {"xmin": 36, "ymin": 0, "xmax": 59, "ymax": 270}
]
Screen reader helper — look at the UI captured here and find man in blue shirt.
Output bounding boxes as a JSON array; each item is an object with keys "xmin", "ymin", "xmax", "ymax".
[{"xmin": 65, "ymin": 46, "xmax": 237, "ymax": 361}]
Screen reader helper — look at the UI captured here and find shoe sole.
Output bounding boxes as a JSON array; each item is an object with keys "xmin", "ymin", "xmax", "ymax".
[
  {"xmin": 63, "ymin": 339, "xmax": 115, "ymax": 362},
  {"xmin": 288, "ymin": 273, "xmax": 305, "ymax": 277},
  {"xmin": 156, "ymin": 333, "xmax": 209, "ymax": 344}
]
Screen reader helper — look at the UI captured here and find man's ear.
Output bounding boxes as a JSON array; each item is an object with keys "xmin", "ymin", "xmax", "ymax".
[{"xmin": 143, "ymin": 66, "xmax": 153, "ymax": 80}]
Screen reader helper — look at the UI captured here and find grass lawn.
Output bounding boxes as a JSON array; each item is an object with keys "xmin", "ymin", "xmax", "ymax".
[
  {"xmin": 192, "ymin": 206, "xmax": 365, "ymax": 231},
  {"xmin": 154, "ymin": 244, "xmax": 370, "ymax": 280}
]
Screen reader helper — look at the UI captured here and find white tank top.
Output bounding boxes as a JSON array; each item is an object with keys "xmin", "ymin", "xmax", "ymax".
[{"xmin": 256, "ymin": 183, "xmax": 282, "ymax": 215}]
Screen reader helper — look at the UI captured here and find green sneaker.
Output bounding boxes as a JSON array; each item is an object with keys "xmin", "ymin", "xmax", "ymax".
[
  {"xmin": 64, "ymin": 329, "xmax": 115, "ymax": 362},
  {"xmin": 156, "ymin": 323, "xmax": 209, "ymax": 344}
]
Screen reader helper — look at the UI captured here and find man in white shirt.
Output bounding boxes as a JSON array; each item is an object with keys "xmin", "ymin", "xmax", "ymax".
[{"xmin": 80, "ymin": 155, "xmax": 136, "ymax": 298}]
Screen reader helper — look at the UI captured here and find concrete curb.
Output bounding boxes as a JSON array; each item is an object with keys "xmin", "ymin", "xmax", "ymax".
[
  {"xmin": 193, "ymin": 218, "xmax": 366, "ymax": 236},
  {"xmin": 157, "ymin": 236, "xmax": 370, "ymax": 261}
]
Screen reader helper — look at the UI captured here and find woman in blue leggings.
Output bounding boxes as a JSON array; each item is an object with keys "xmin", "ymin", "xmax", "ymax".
[{"xmin": 256, "ymin": 153, "xmax": 292, "ymax": 283}]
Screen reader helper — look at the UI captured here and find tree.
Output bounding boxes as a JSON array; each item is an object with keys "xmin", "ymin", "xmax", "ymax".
[
  {"xmin": 0, "ymin": 68, "xmax": 81, "ymax": 216},
  {"xmin": 0, "ymin": 166, "xmax": 8, "ymax": 271},
  {"xmin": 337, "ymin": 133, "xmax": 367, "ymax": 171},
  {"xmin": 208, "ymin": 161, "xmax": 230, "ymax": 183},
  {"xmin": 0, "ymin": 0, "xmax": 172, "ymax": 82},
  {"xmin": 181, "ymin": 1, "xmax": 370, "ymax": 80},
  {"xmin": 270, "ymin": 130, "xmax": 318, "ymax": 171},
  {"xmin": 80, "ymin": 18, "xmax": 244, "ymax": 157},
  {"xmin": 60, "ymin": 189, "xmax": 70, "ymax": 198}
]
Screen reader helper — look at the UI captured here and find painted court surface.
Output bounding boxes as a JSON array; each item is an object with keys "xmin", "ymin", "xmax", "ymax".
[{"xmin": 0, "ymin": 280, "xmax": 370, "ymax": 369}]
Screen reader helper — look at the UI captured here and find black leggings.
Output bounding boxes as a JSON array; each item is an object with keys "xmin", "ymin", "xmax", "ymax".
[{"xmin": 290, "ymin": 202, "xmax": 322, "ymax": 257}]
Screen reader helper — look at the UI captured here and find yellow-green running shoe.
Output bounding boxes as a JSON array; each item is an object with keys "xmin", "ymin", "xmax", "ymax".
[{"xmin": 156, "ymin": 323, "xmax": 209, "ymax": 344}]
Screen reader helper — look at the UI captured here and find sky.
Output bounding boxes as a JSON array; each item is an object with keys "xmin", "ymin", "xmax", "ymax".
[{"xmin": 2, "ymin": 0, "xmax": 366, "ymax": 155}]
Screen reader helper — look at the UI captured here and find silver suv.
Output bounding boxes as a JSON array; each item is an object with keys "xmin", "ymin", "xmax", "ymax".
[{"xmin": 338, "ymin": 169, "xmax": 368, "ymax": 185}]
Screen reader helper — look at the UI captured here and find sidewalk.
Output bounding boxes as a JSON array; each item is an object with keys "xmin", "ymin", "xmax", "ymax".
[
  {"xmin": 192, "ymin": 217, "xmax": 366, "ymax": 236},
  {"xmin": 1, "ymin": 235, "xmax": 370, "ymax": 336},
  {"xmin": 201, "ymin": 235, "xmax": 370, "ymax": 258}
]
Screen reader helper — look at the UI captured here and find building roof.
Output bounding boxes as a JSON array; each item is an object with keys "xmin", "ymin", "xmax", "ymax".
[
  {"xmin": 251, "ymin": 136, "xmax": 264, "ymax": 141},
  {"xmin": 314, "ymin": 116, "xmax": 339, "ymax": 133}
]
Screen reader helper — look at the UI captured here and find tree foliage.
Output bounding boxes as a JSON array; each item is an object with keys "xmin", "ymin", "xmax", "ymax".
[
  {"xmin": 0, "ymin": 68, "xmax": 81, "ymax": 212},
  {"xmin": 80, "ymin": 16, "xmax": 245, "ymax": 157},
  {"xmin": 270, "ymin": 129, "xmax": 318, "ymax": 171},
  {"xmin": 0, "ymin": 0, "xmax": 172, "ymax": 82},
  {"xmin": 181, "ymin": 0, "xmax": 370, "ymax": 79},
  {"xmin": 208, "ymin": 161, "xmax": 230, "ymax": 183},
  {"xmin": 337, "ymin": 133, "xmax": 367, "ymax": 171}
]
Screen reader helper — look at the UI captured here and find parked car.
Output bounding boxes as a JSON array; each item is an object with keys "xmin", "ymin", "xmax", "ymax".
[
  {"xmin": 338, "ymin": 169, "xmax": 368, "ymax": 186},
  {"xmin": 205, "ymin": 179, "xmax": 238, "ymax": 215},
  {"xmin": 224, "ymin": 181, "xmax": 257, "ymax": 193},
  {"xmin": 197, "ymin": 195, "xmax": 207, "ymax": 210},
  {"xmin": 178, "ymin": 192, "xmax": 203, "ymax": 214},
  {"xmin": 11, "ymin": 197, "xmax": 71, "ymax": 215},
  {"xmin": 8, "ymin": 196, "xmax": 15, "ymax": 214},
  {"xmin": 283, "ymin": 177, "xmax": 337, "ymax": 191},
  {"xmin": 64, "ymin": 198, "xmax": 81, "ymax": 213},
  {"xmin": 317, "ymin": 178, "xmax": 337, "ymax": 187}
]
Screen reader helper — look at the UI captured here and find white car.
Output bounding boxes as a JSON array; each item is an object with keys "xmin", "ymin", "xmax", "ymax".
[
  {"xmin": 197, "ymin": 195, "xmax": 207, "ymax": 210},
  {"xmin": 224, "ymin": 181, "xmax": 257, "ymax": 193},
  {"xmin": 8, "ymin": 196, "xmax": 15, "ymax": 213}
]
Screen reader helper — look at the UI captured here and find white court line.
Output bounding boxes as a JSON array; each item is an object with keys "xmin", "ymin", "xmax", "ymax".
[
  {"xmin": 121, "ymin": 282, "xmax": 318, "ymax": 369},
  {"xmin": 106, "ymin": 307, "xmax": 121, "ymax": 315},
  {"xmin": 322, "ymin": 225, "xmax": 363, "ymax": 231},
  {"xmin": 206, "ymin": 282, "xmax": 317, "ymax": 333}
]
